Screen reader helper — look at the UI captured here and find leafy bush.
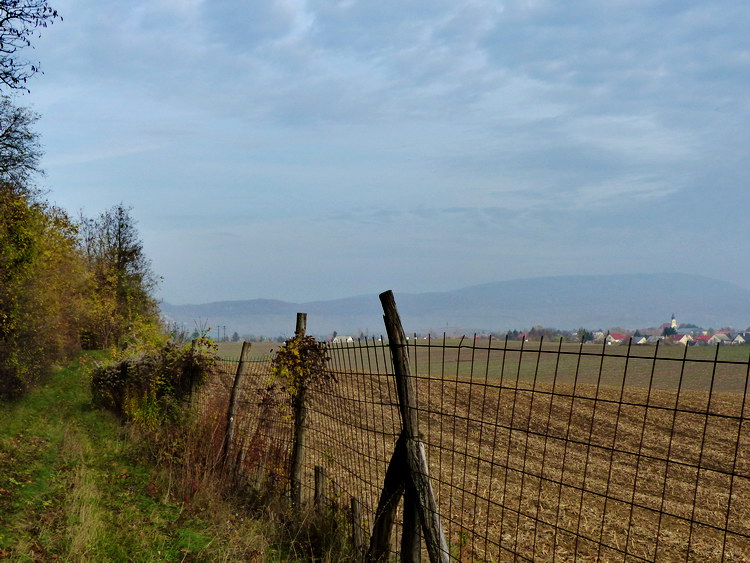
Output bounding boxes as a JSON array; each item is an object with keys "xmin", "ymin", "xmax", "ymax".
[
  {"xmin": 268, "ymin": 335, "xmax": 332, "ymax": 409},
  {"xmin": 91, "ymin": 338, "xmax": 217, "ymax": 426},
  {"xmin": 0, "ymin": 195, "xmax": 88, "ymax": 399}
]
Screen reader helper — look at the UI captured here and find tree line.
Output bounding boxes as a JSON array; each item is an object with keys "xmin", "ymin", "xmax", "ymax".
[
  {"xmin": 1, "ymin": 1, "xmax": 160, "ymax": 399},
  {"xmin": 0, "ymin": 189, "xmax": 160, "ymax": 398}
]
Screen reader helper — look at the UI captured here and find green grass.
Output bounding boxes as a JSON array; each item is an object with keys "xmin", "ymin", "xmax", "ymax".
[{"xmin": 0, "ymin": 354, "xmax": 270, "ymax": 561}]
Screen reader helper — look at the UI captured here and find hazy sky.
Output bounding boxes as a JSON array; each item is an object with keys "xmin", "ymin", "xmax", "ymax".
[{"xmin": 19, "ymin": 0, "xmax": 750, "ymax": 303}]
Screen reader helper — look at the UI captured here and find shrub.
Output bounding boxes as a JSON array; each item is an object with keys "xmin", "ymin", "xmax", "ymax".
[{"xmin": 91, "ymin": 338, "xmax": 217, "ymax": 426}]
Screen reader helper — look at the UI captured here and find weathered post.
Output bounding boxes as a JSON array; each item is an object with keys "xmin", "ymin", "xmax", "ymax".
[
  {"xmin": 188, "ymin": 338, "xmax": 198, "ymax": 399},
  {"xmin": 379, "ymin": 290, "xmax": 449, "ymax": 563},
  {"xmin": 402, "ymin": 486, "xmax": 421, "ymax": 561},
  {"xmin": 295, "ymin": 312, "xmax": 307, "ymax": 337},
  {"xmin": 290, "ymin": 312, "xmax": 307, "ymax": 505},
  {"xmin": 222, "ymin": 341, "xmax": 252, "ymax": 467},
  {"xmin": 351, "ymin": 497, "xmax": 364, "ymax": 557},
  {"xmin": 330, "ymin": 478, "xmax": 341, "ymax": 514},
  {"xmin": 368, "ymin": 434, "xmax": 407, "ymax": 560},
  {"xmin": 314, "ymin": 465, "xmax": 327, "ymax": 508}
]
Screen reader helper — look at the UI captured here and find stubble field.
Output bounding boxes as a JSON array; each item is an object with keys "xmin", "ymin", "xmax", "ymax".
[{"xmin": 206, "ymin": 339, "xmax": 750, "ymax": 560}]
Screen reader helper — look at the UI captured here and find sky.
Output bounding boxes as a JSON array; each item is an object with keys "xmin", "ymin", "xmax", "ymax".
[{"xmin": 16, "ymin": 0, "xmax": 750, "ymax": 304}]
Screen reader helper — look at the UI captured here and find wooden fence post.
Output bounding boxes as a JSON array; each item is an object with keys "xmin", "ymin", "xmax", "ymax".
[
  {"xmin": 290, "ymin": 312, "xmax": 307, "ymax": 505},
  {"xmin": 222, "ymin": 341, "xmax": 252, "ymax": 467},
  {"xmin": 402, "ymin": 485, "xmax": 421, "ymax": 561},
  {"xmin": 368, "ymin": 434, "xmax": 407, "ymax": 560},
  {"xmin": 351, "ymin": 497, "xmax": 364, "ymax": 557},
  {"xmin": 295, "ymin": 313, "xmax": 307, "ymax": 338},
  {"xmin": 378, "ymin": 290, "xmax": 449, "ymax": 563},
  {"xmin": 188, "ymin": 338, "xmax": 198, "ymax": 399},
  {"xmin": 330, "ymin": 478, "xmax": 341, "ymax": 513},
  {"xmin": 314, "ymin": 465, "xmax": 327, "ymax": 508}
]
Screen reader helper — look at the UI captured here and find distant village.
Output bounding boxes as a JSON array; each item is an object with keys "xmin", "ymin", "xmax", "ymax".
[
  {"xmin": 328, "ymin": 314, "xmax": 750, "ymax": 346},
  {"xmin": 581, "ymin": 314, "xmax": 750, "ymax": 346},
  {"xmin": 205, "ymin": 314, "xmax": 750, "ymax": 346},
  {"xmin": 497, "ymin": 314, "xmax": 750, "ymax": 346}
]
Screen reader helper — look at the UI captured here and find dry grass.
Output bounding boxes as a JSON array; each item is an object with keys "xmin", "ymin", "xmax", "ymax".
[
  {"xmin": 210, "ymin": 340, "xmax": 750, "ymax": 561},
  {"xmin": 60, "ymin": 423, "xmax": 105, "ymax": 561},
  {"xmin": 216, "ymin": 340, "xmax": 280, "ymax": 360}
]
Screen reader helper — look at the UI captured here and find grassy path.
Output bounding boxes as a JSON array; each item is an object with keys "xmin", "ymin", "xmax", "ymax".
[{"xmin": 0, "ymin": 355, "xmax": 237, "ymax": 562}]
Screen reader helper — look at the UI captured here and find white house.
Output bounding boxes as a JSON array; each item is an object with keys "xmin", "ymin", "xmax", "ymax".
[
  {"xmin": 606, "ymin": 333, "xmax": 628, "ymax": 345},
  {"xmin": 708, "ymin": 334, "xmax": 730, "ymax": 346},
  {"xmin": 332, "ymin": 335, "xmax": 355, "ymax": 344},
  {"xmin": 672, "ymin": 334, "xmax": 694, "ymax": 346}
]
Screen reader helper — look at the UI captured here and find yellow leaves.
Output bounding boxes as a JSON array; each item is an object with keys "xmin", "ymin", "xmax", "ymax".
[
  {"xmin": 269, "ymin": 335, "xmax": 331, "ymax": 406},
  {"xmin": 1, "ymin": 193, "xmax": 92, "ymax": 395}
]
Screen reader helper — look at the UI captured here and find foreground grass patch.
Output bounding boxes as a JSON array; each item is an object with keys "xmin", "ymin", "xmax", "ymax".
[{"xmin": 0, "ymin": 355, "xmax": 269, "ymax": 561}]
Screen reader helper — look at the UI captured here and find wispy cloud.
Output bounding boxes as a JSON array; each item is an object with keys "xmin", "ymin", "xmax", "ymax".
[{"xmin": 24, "ymin": 0, "xmax": 750, "ymax": 301}]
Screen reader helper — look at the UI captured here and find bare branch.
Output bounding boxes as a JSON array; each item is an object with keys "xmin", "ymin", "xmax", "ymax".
[
  {"xmin": 0, "ymin": 96, "xmax": 41, "ymax": 195},
  {"xmin": 0, "ymin": 0, "xmax": 61, "ymax": 91}
]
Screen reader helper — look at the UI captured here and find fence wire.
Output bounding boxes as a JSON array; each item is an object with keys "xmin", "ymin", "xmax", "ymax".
[{"xmin": 201, "ymin": 337, "xmax": 750, "ymax": 562}]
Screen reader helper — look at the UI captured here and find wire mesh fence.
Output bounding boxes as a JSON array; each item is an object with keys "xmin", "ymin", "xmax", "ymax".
[{"xmin": 199, "ymin": 336, "xmax": 750, "ymax": 561}]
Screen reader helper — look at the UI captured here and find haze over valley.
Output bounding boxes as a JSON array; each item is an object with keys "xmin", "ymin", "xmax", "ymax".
[{"xmin": 160, "ymin": 273, "xmax": 750, "ymax": 337}]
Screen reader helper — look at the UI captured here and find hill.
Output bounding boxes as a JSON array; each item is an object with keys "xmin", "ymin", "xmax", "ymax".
[{"xmin": 160, "ymin": 273, "xmax": 750, "ymax": 337}]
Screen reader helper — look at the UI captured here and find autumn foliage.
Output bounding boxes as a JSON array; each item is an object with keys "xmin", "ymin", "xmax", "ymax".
[
  {"xmin": 90, "ymin": 338, "xmax": 217, "ymax": 426},
  {"xmin": 0, "ymin": 3, "xmax": 163, "ymax": 399},
  {"xmin": 0, "ymin": 100, "xmax": 160, "ymax": 399},
  {"xmin": 0, "ymin": 192, "xmax": 86, "ymax": 397},
  {"xmin": 269, "ymin": 335, "xmax": 332, "ymax": 405}
]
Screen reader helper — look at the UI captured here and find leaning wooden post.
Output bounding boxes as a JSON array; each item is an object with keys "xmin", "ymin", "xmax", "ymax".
[
  {"xmin": 402, "ymin": 485, "xmax": 421, "ymax": 561},
  {"xmin": 222, "ymin": 341, "xmax": 252, "ymax": 467},
  {"xmin": 290, "ymin": 312, "xmax": 308, "ymax": 505},
  {"xmin": 368, "ymin": 434, "xmax": 408, "ymax": 561},
  {"xmin": 380, "ymin": 290, "xmax": 449, "ymax": 563}
]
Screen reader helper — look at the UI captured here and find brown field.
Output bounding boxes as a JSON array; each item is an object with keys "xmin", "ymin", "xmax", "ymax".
[
  {"xmin": 215, "ymin": 340, "xmax": 279, "ymax": 359},
  {"xmin": 201, "ymin": 339, "xmax": 750, "ymax": 561},
  {"xmin": 406, "ymin": 339, "xmax": 750, "ymax": 393}
]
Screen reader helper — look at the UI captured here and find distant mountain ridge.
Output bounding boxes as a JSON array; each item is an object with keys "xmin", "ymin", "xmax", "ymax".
[{"xmin": 160, "ymin": 273, "xmax": 750, "ymax": 337}]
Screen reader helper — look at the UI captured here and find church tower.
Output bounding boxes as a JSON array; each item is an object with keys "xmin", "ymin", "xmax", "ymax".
[{"xmin": 671, "ymin": 313, "xmax": 678, "ymax": 330}]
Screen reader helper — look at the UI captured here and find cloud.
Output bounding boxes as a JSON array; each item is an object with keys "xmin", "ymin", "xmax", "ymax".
[
  {"xmin": 43, "ymin": 142, "xmax": 166, "ymax": 167},
  {"xmin": 567, "ymin": 176, "xmax": 678, "ymax": 210},
  {"xmin": 23, "ymin": 0, "xmax": 750, "ymax": 301}
]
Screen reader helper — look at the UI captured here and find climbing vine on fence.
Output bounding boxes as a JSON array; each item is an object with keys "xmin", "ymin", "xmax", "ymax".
[{"xmin": 268, "ymin": 335, "xmax": 332, "ymax": 408}]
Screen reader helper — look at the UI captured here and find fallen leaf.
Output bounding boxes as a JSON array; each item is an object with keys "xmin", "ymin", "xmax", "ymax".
[{"xmin": 0, "ymin": 488, "xmax": 11, "ymax": 495}]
